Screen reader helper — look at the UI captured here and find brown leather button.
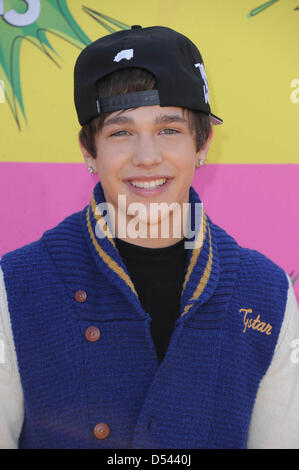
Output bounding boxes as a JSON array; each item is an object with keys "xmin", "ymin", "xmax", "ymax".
[
  {"xmin": 75, "ymin": 290, "xmax": 87, "ymax": 303},
  {"xmin": 85, "ymin": 326, "xmax": 101, "ymax": 342},
  {"xmin": 94, "ymin": 422, "xmax": 110, "ymax": 440}
]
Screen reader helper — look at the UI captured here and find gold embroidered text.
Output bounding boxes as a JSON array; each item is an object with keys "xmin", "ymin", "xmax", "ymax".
[{"xmin": 239, "ymin": 308, "xmax": 272, "ymax": 335}]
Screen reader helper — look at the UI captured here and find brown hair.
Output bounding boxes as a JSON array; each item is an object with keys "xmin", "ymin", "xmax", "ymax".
[{"xmin": 79, "ymin": 68, "xmax": 211, "ymax": 158}]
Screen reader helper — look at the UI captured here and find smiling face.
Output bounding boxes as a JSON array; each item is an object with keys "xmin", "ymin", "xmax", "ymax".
[{"xmin": 80, "ymin": 105, "xmax": 213, "ymax": 246}]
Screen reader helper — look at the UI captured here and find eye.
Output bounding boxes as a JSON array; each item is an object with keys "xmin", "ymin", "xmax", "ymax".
[
  {"xmin": 110, "ymin": 130, "xmax": 130, "ymax": 137},
  {"xmin": 160, "ymin": 128, "xmax": 180, "ymax": 135}
]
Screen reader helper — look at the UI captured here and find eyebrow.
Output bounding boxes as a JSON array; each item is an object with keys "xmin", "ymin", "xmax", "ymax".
[
  {"xmin": 102, "ymin": 113, "xmax": 188, "ymax": 128},
  {"xmin": 102, "ymin": 115, "xmax": 135, "ymax": 127},
  {"xmin": 154, "ymin": 114, "xmax": 188, "ymax": 125}
]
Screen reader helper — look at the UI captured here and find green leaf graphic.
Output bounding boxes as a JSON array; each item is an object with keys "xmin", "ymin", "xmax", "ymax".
[
  {"xmin": 0, "ymin": 1, "xmax": 128, "ymax": 129},
  {"xmin": 248, "ymin": 0, "xmax": 299, "ymax": 17},
  {"xmin": 248, "ymin": 0, "xmax": 279, "ymax": 18}
]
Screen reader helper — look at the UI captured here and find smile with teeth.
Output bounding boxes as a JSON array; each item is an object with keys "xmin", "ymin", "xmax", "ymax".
[{"xmin": 129, "ymin": 178, "xmax": 168, "ymax": 189}]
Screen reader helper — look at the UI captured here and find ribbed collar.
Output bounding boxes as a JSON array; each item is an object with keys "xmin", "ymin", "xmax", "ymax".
[{"xmin": 81, "ymin": 181, "xmax": 220, "ymax": 322}]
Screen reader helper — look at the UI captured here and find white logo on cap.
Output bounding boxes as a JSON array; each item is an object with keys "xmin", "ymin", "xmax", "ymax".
[
  {"xmin": 194, "ymin": 63, "xmax": 210, "ymax": 105},
  {"xmin": 113, "ymin": 49, "xmax": 134, "ymax": 63}
]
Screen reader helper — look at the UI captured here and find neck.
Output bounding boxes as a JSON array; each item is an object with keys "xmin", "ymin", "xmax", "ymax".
[
  {"xmin": 114, "ymin": 204, "xmax": 189, "ymax": 249},
  {"xmin": 116, "ymin": 234, "xmax": 185, "ymax": 249}
]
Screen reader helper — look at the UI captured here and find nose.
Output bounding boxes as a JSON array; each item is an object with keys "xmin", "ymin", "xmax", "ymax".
[{"xmin": 131, "ymin": 134, "xmax": 162, "ymax": 167}]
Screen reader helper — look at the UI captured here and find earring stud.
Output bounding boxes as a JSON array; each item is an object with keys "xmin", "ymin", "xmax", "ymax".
[
  {"xmin": 197, "ymin": 159, "xmax": 205, "ymax": 167},
  {"xmin": 88, "ymin": 166, "xmax": 95, "ymax": 174}
]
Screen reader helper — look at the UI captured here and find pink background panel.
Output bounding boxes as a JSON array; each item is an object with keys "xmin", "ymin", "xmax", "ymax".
[{"xmin": 0, "ymin": 162, "xmax": 298, "ymax": 299}]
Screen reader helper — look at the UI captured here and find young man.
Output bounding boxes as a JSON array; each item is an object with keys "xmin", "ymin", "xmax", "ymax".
[{"xmin": 0, "ymin": 26, "xmax": 299, "ymax": 449}]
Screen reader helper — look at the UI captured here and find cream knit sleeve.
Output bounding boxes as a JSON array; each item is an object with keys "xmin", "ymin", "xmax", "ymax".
[
  {"xmin": 0, "ymin": 264, "xmax": 24, "ymax": 449},
  {"xmin": 247, "ymin": 273, "xmax": 299, "ymax": 449}
]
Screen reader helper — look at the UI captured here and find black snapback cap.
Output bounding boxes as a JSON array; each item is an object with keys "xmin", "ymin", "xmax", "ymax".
[{"xmin": 74, "ymin": 25, "xmax": 223, "ymax": 126}]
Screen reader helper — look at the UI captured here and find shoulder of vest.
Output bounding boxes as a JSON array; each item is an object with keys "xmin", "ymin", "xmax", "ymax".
[
  {"xmin": 0, "ymin": 209, "xmax": 85, "ymax": 276},
  {"xmin": 237, "ymin": 244, "xmax": 288, "ymax": 287},
  {"xmin": 42, "ymin": 209, "xmax": 84, "ymax": 243},
  {"xmin": 211, "ymin": 219, "xmax": 287, "ymax": 286},
  {"xmin": 230, "ymin": 238, "xmax": 289, "ymax": 325},
  {"xmin": 1, "ymin": 237, "xmax": 44, "ymax": 272}
]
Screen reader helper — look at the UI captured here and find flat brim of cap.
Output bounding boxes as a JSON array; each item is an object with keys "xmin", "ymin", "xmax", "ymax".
[{"xmin": 210, "ymin": 113, "xmax": 223, "ymax": 125}]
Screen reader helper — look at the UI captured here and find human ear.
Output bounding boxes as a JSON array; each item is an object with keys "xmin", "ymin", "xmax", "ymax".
[
  {"xmin": 78, "ymin": 134, "xmax": 96, "ymax": 170},
  {"xmin": 196, "ymin": 125, "xmax": 214, "ymax": 167}
]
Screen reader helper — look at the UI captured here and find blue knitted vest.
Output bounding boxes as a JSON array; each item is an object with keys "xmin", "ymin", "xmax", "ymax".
[{"xmin": 1, "ymin": 182, "xmax": 288, "ymax": 449}]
